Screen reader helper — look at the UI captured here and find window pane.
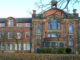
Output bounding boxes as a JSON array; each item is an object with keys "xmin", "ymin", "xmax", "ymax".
[
  {"xmin": 0, "ymin": 32, "xmax": 4, "ymax": 38},
  {"xmin": 68, "ymin": 37, "xmax": 73, "ymax": 46},
  {"xmin": 45, "ymin": 42, "xmax": 50, "ymax": 47},
  {"xmin": 15, "ymin": 44, "xmax": 17, "ymax": 50},
  {"xmin": 26, "ymin": 24, "xmax": 30, "ymax": 27},
  {"xmin": 7, "ymin": 43, "xmax": 10, "ymax": 50},
  {"xmin": 36, "ymin": 25, "xmax": 41, "ymax": 34},
  {"xmin": 51, "ymin": 42, "xmax": 56, "ymax": 47},
  {"xmin": 24, "ymin": 43, "xmax": 26, "ymax": 50},
  {"xmin": 37, "ymin": 37, "xmax": 40, "ymax": 46},
  {"xmin": 26, "ymin": 43, "xmax": 30, "ymax": 50},
  {"xmin": 25, "ymin": 32, "xmax": 30, "ymax": 38},
  {"xmin": 69, "ymin": 24, "xmax": 73, "ymax": 34},
  {"xmin": 58, "ymin": 23, "xmax": 61, "ymax": 30},
  {"xmin": 17, "ymin": 32, "xmax": 21, "ymax": 39},
  {"xmin": 57, "ymin": 33, "xmax": 61, "ymax": 38},
  {"xmin": 17, "ymin": 23, "xmax": 22, "ymax": 27},
  {"xmin": 48, "ymin": 34, "xmax": 51, "ymax": 37},
  {"xmin": 52, "ymin": 20, "xmax": 57, "ymax": 29},
  {"xmin": 24, "ymin": 43, "xmax": 30, "ymax": 50},
  {"xmin": 19, "ymin": 43, "xmax": 21, "ymax": 50},
  {"xmin": 1, "ymin": 43, "xmax": 4, "ymax": 50},
  {"xmin": 51, "ymin": 34, "xmax": 57, "ymax": 37},
  {"xmin": 8, "ymin": 32, "xmax": 12, "ymax": 39},
  {"xmin": 10, "ymin": 43, "xmax": 13, "ymax": 50},
  {"xmin": 59, "ymin": 42, "xmax": 64, "ymax": 47},
  {"xmin": 9, "ymin": 20, "xmax": 13, "ymax": 27},
  {"xmin": 0, "ymin": 24, "xmax": 5, "ymax": 27}
]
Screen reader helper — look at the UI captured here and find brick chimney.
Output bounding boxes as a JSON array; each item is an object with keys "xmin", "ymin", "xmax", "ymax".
[
  {"xmin": 33, "ymin": 10, "xmax": 36, "ymax": 14},
  {"xmin": 73, "ymin": 9, "xmax": 77, "ymax": 14}
]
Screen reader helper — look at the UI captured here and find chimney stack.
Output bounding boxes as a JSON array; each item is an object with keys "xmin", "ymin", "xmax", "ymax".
[
  {"xmin": 73, "ymin": 9, "xmax": 77, "ymax": 14},
  {"xmin": 33, "ymin": 10, "xmax": 36, "ymax": 14}
]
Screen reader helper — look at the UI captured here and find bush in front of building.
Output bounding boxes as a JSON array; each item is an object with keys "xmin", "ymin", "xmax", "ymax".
[
  {"xmin": 38, "ymin": 47, "xmax": 74, "ymax": 54},
  {"xmin": 38, "ymin": 47, "xmax": 57, "ymax": 54},
  {"xmin": 57, "ymin": 47, "xmax": 66, "ymax": 54},
  {"xmin": 66, "ymin": 48, "xmax": 72, "ymax": 54}
]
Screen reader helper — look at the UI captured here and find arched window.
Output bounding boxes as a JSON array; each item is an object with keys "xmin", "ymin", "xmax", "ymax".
[
  {"xmin": 9, "ymin": 20, "xmax": 13, "ymax": 27},
  {"xmin": 52, "ymin": 19, "xmax": 57, "ymax": 29},
  {"xmin": 36, "ymin": 25, "xmax": 41, "ymax": 34},
  {"xmin": 69, "ymin": 24, "xmax": 73, "ymax": 34}
]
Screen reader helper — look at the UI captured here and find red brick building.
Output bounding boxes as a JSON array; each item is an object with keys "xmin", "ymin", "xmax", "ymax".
[
  {"xmin": 0, "ymin": 1, "xmax": 80, "ymax": 53},
  {"xmin": 32, "ymin": 1, "xmax": 80, "ymax": 53},
  {"xmin": 0, "ymin": 17, "xmax": 32, "ymax": 53}
]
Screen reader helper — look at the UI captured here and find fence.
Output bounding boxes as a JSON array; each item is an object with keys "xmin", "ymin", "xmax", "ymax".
[{"xmin": 0, "ymin": 53, "xmax": 80, "ymax": 60}]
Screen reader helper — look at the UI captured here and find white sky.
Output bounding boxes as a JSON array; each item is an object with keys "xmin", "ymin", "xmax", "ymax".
[{"xmin": 0, "ymin": 0, "xmax": 80, "ymax": 18}]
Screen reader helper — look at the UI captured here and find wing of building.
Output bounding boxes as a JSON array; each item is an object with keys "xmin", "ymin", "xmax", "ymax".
[
  {"xmin": 32, "ymin": 8, "xmax": 79, "ymax": 53},
  {"xmin": 0, "ymin": 17, "xmax": 32, "ymax": 53}
]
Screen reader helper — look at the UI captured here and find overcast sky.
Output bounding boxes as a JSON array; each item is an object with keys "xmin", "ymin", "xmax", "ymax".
[{"xmin": 0, "ymin": 0, "xmax": 80, "ymax": 18}]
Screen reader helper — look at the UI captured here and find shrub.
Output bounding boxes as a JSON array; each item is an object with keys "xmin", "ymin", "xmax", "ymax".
[
  {"xmin": 57, "ymin": 47, "xmax": 66, "ymax": 54},
  {"xmin": 38, "ymin": 47, "xmax": 57, "ymax": 54},
  {"xmin": 66, "ymin": 48, "xmax": 72, "ymax": 54}
]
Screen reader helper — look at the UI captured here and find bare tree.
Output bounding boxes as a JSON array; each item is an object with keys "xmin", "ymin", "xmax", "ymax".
[{"xmin": 35, "ymin": 0, "xmax": 80, "ymax": 12}]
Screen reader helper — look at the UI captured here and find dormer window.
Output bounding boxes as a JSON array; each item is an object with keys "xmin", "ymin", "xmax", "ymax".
[
  {"xmin": 17, "ymin": 23, "xmax": 22, "ymax": 27},
  {"xmin": 0, "ymin": 24, "xmax": 5, "ymax": 27},
  {"xmin": 26, "ymin": 23, "xmax": 30, "ymax": 27},
  {"xmin": 9, "ymin": 20, "xmax": 13, "ymax": 27}
]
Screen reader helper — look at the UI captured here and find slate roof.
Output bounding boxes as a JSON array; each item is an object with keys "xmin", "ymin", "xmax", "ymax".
[
  {"xmin": 0, "ymin": 18, "xmax": 32, "ymax": 23},
  {"xmin": 15, "ymin": 18, "xmax": 32, "ymax": 23},
  {"xmin": 0, "ymin": 18, "xmax": 6, "ymax": 23},
  {"xmin": 32, "ymin": 14, "xmax": 43, "ymax": 18}
]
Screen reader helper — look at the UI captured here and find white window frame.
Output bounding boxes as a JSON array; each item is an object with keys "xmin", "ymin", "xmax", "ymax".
[
  {"xmin": 25, "ymin": 32, "xmax": 30, "ymax": 38},
  {"xmin": 26, "ymin": 23, "xmax": 30, "ymax": 27},
  {"xmin": 9, "ymin": 20, "xmax": 13, "ymax": 27},
  {"xmin": 17, "ymin": 23, "xmax": 22, "ymax": 27},
  {"xmin": 19, "ymin": 43, "xmax": 21, "ymax": 50},
  {"xmin": 48, "ymin": 34, "xmax": 51, "ymax": 37},
  {"xmin": 8, "ymin": 32, "xmax": 12, "ymax": 39},
  {"xmin": 17, "ymin": 32, "xmax": 21, "ymax": 39},
  {"xmin": 0, "ymin": 23, "xmax": 5, "ymax": 27},
  {"xmin": 24, "ymin": 43, "xmax": 30, "ymax": 50},
  {"xmin": 0, "ymin": 32, "xmax": 4, "ymax": 38},
  {"xmin": 15, "ymin": 44, "xmax": 17, "ymax": 50},
  {"xmin": 51, "ymin": 34, "xmax": 57, "ymax": 37},
  {"xmin": 10, "ymin": 43, "xmax": 13, "ymax": 50},
  {"xmin": 1, "ymin": 43, "xmax": 4, "ymax": 50}
]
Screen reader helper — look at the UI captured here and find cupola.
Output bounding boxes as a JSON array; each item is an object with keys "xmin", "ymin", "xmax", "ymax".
[{"xmin": 51, "ymin": 0, "xmax": 57, "ymax": 8}]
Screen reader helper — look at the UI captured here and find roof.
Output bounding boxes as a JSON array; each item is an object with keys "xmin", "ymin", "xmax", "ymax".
[
  {"xmin": 15, "ymin": 18, "xmax": 32, "ymax": 23},
  {"xmin": 0, "ymin": 18, "xmax": 32, "ymax": 23},
  {"xmin": 32, "ymin": 14, "xmax": 43, "ymax": 19},
  {"xmin": 0, "ymin": 18, "xmax": 6, "ymax": 23}
]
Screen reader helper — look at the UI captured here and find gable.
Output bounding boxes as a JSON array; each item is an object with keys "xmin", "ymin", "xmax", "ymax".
[{"xmin": 44, "ymin": 8, "xmax": 65, "ymax": 18}]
